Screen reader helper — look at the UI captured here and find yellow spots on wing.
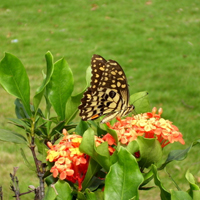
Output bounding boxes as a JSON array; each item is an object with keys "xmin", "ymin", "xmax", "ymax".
[
  {"xmin": 100, "ymin": 67, "xmax": 105, "ymax": 71},
  {"xmin": 93, "ymin": 64, "xmax": 96, "ymax": 67},
  {"xmin": 117, "ymin": 82, "xmax": 121, "ymax": 87},
  {"xmin": 117, "ymin": 78, "xmax": 124, "ymax": 81},
  {"xmin": 93, "ymin": 59, "xmax": 96, "ymax": 63},
  {"xmin": 111, "ymin": 84, "xmax": 116, "ymax": 88},
  {"xmin": 96, "ymin": 57, "xmax": 103, "ymax": 60},
  {"xmin": 93, "ymin": 85, "xmax": 96, "ymax": 88},
  {"xmin": 94, "ymin": 79, "xmax": 98, "ymax": 83},
  {"xmin": 112, "ymin": 80, "xmax": 115, "ymax": 83},
  {"xmin": 118, "ymin": 71, "xmax": 123, "ymax": 75},
  {"xmin": 110, "ymin": 62, "xmax": 117, "ymax": 66},
  {"xmin": 95, "ymin": 74, "xmax": 99, "ymax": 78},
  {"xmin": 111, "ymin": 71, "xmax": 117, "ymax": 75},
  {"xmin": 94, "ymin": 69, "xmax": 97, "ymax": 72},
  {"xmin": 121, "ymin": 84, "xmax": 126, "ymax": 88},
  {"xmin": 87, "ymin": 94, "xmax": 91, "ymax": 98},
  {"xmin": 104, "ymin": 77, "xmax": 108, "ymax": 81},
  {"xmin": 93, "ymin": 96, "xmax": 98, "ymax": 101},
  {"xmin": 102, "ymin": 82, "xmax": 106, "ymax": 86}
]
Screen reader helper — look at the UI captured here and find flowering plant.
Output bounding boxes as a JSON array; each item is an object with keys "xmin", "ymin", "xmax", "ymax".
[{"xmin": 0, "ymin": 52, "xmax": 199, "ymax": 200}]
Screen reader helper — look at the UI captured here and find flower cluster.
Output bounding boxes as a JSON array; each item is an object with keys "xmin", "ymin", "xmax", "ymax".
[
  {"xmin": 46, "ymin": 129, "xmax": 89, "ymax": 190},
  {"xmin": 47, "ymin": 107, "xmax": 185, "ymax": 188},
  {"xmin": 106, "ymin": 107, "xmax": 185, "ymax": 148}
]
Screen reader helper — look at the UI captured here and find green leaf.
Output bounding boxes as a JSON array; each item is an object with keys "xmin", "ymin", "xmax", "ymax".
[
  {"xmin": 35, "ymin": 137, "xmax": 48, "ymax": 155},
  {"xmin": 171, "ymin": 190, "xmax": 193, "ymax": 200},
  {"xmin": 43, "ymin": 187, "xmax": 57, "ymax": 200},
  {"xmin": 14, "ymin": 98, "xmax": 30, "ymax": 119},
  {"xmin": 85, "ymin": 189, "xmax": 98, "ymax": 200},
  {"xmin": 8, "ymin": 118, "xmax": 30, "ymax": 131},
  {"xmin": 82, "ymin": 159, "xmax": 102, "ymax": 191},
  {"xmin": 0, "ymin": 53, "xmax": 31, "ymax": 116},
  {"xmin": 141, "ymin": 169, "xmax": 154, "ymax": 187},
  {"xmin": 33, "ymin": 51, "xmax": 54, "ymax": 113},
  {"xmin": 55, "ymin": 180, "xmax": 73, "ymax": 200},
  {"xmin": 185, "ymin": 170, "xmax": 200, "ymax": 198},
  {"xmin": 130, "ymin": 91, "xmax": 150, "ymax": 114},
  {"xmin": 152, "ymin": 164, "xmax": 171, "ymax": 200},
  {"xmin": 65, "ymin": 92, "xmax": 84, "ymax": 124},
  {"xmin": 43, "ymin": 180, "xmax": 73, "ymax": 200},
  {"xmin": 0, "ymin": 129, "xmax": 27, "ymax": 144},
  {"xmin": 65, "ymin": 66, "xmax": 92, "ymax": 124},
  {"xmin": 93, "ymin": 189, "xmax": 104, "ymax": 200},
  {"xmin": 46, "ymin": 58, "xmax": 74, "ymax": 120},
  {"xmin": 159, "ymin": 144, "xmax": 192, "ymax": 170},
  {"xmin": 20, "ymin": 148, "xmax": 35, "ymax": 171},
  {"xmin": 79, "ymin": 128, "xmax": 111, "ymax": 172},
  {"xmin": 49, "ymin": 120, "xmax": 66, "ymax": 137},
  {"xmin": 104, "ymin": 147, "xmax": 143, "ymax": 200},
  {"xmin": 75, "ymin": 120, "xmax": 90, "ymax": 136},
  {"xmin": 126, "ymin": 140, "xmax": 139, "ymax": 155},
  {"xmin": 137, "ymin": 137, "xmax": 162, "ymax": 169}
]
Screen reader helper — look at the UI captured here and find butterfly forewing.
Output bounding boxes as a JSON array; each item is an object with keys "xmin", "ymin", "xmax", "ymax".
[{"xmin": 78, "ymin": 55, "xmax": 134, "ymax": 123}]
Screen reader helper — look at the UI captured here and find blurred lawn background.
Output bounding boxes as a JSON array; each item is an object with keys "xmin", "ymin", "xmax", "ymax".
[{"xmin": 0, "ymin": 0, "xmax": 200, "ymax": 199}]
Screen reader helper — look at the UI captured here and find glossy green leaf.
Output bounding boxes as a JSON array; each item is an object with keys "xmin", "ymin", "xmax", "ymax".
[
  {"xmin": 104, "ymin": 147, "xmax": 143, "ymax": 200},
  {"xmin": 137, "ymin": 137, "xmax": 162, "ymax": 169},
  {"xmin": 82, "ymin": 159, "xmax": 102, "ymax": 191},
  {"xmin": 43, "ymin": 185, "xmax": 57, "ymax": 200},
  {"xmin": 55, "ymin": 180, "xmax": 73, "ymax": 200},
  {"xmin": 152, "ymin": 165, "xmax": 171, "ymax": 200},
  {"xmin": 186, "ymin": 170, "xmax": 200, "ymax": 198},
  {"xmin": 171, "ymin": 190, "xmax": 193, "ymax": 200},
  {"xmin": 75, "ymin": 120, "xmax": 90, "ymax": 136},
  {"xmin": 65, "ymin": 92, "xmax": 84, "ymax": 124},
  {"xmin": 0, "ymin": 129, "xmax": 27, "ymax": 144},
  {"xmin": 93, "ymin": 189, "xmax": 104, "ymax": 200},
  {"xmin": 35, "ymin": 137, "xmax": 48, "ymax": 155},
  {"xmin": 79, "ymin": 128, "xmax": 111, "ymax": 172},
  {"xmin": 8, "ymin": 118, "xmax": 30, "ymax": 131},
  {"xmin": 46, "ymin": 58, "xmax": 73, "ymax": 120},
  {"xmin": 65, "ymin": 66, "xmax": 92, "ymax": 124},
  {"xmin": 126, "ymin": 140, "xmax": 139, "ymax": 155},
  {"xmin": 33, "ymin": 51, "xmax": 54, "ymax": 113},
  {"xmin": 0, "ymin": 53, "xmax": 31, "ymax": 116},
  {"xmin": 85, "ymin": 189, "xmax": 97, "ymax": 200},
  {"xmin": 43, "ymin": 180, "xmax": 73, "ymax": 200},
  {"xmin": 49, "ymin": 120, "xmax": 66, "ymax": 137},
  {"xmin": 130, "ymin": 91, "xmax": 150, "ymax": 114},
  {"xmin": 141, "ymin": 169, "xmax": 154, "ymax": 187},
  {"xmin": 14, "ymin": 98, "xmax": 30, "ymax": 119},
  {"xmin": 159, "ymin": 144, "xmax": 192, "ymax": 170}
]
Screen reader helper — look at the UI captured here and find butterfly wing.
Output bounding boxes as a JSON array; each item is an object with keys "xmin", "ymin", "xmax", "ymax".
[{"xmin": 78, "ymin": 55, "xmax": 132, "ymax": 122}]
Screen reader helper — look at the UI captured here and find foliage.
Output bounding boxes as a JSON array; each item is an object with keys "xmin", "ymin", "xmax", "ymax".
[{"xmin": 0, "ymin": 52, "xmax": 199, "ymax": 199}]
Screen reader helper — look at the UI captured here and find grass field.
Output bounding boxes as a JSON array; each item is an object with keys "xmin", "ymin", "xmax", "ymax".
[{"xmin": 0, "ymin": 0, "xmax": 200, "ymax": 199}]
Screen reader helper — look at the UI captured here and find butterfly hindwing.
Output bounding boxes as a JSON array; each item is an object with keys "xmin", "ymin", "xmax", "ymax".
[{"xmin": 78, "ymin": 55, "xmax": 134, "ymax": 123}]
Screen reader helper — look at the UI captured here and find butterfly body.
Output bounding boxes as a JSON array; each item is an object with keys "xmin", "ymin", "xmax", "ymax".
[{"xmin": 78, "ymin": 55, "xmax": 134, "ymax": 123}]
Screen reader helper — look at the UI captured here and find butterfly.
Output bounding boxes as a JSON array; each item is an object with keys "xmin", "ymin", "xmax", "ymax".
[{"xmin": 78, "ymin": 54, "xmax": 135, "ymax": 124}]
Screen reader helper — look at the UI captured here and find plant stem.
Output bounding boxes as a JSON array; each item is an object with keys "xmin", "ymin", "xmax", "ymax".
[{"xmin": 30, "ymin": 136, "xmax": 45, "ymax": 199}]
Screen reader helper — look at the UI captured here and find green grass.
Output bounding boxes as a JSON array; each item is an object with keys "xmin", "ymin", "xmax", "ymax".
[{"xmin": 0, "ymin": 0, "xmax": 200, "ymax": 199}]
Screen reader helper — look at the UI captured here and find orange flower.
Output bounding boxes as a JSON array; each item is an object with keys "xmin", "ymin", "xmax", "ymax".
[
  {"xmin": 106, "ymin": 107, "xmax": 185, "ymax": 148},
  {"xmin": 47, "ymin": 129, "xmax": 89, "ymax": 190}
]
